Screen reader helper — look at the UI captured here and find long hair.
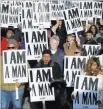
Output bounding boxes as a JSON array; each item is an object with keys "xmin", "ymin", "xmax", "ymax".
[
  {"xmin": 84, "ymin": 57, "xmax": 102, "ymax": 76},
  {"xmin": 66, "ymin": 34, "xmax": 79, "ymax": 48},
  {"xmin": 89, "ymin": 25, "xmax": 98, "ymax": 35}
]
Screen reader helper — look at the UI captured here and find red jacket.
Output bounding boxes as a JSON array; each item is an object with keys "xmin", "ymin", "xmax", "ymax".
[{"xmin": 0, "ymin": 37, "xmax": 20, "ymax": 55}]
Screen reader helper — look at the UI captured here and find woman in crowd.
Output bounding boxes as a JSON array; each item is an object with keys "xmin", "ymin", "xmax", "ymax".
[
  {"xmin": 84, "ymin": 57, "xmax": 103, "ymax": 109},
  {"xmin": 89, "ymin": 25, "xmax": 98, "ymax": 38},
  {"xmin": 51, "ymin": 20, "xmax": 67, "ymax": 49},
  {"xmin": 84, "ymin": 57, "xmax": 103, "ymax": 76}
]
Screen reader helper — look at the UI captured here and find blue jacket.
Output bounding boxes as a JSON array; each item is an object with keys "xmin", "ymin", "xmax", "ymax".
[{"xmin": 56, "ymin": 48, "xmax": 65, "ymax": 71}]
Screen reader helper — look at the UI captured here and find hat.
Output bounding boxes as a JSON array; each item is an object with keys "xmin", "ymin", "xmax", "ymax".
[
  {"xmin": 42, "ymin": 49, "xmax": 51, "ymax": 56},
  {"xmin": 99, "ymin": 25, "xmax": 103, "ymax": 30},
  {"xmin": 8, "ymin": 39, "xmax": 18, "ymax": 47}
]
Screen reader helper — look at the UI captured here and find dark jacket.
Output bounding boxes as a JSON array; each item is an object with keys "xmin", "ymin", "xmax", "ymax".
[
  {"xmin": 57, "ymin": 49, "xmax": 64, "ymax": 71},
  {"xmin": 30, "ymin": 60, "xmax": 66, "ymax": 109},
  {"xmin": 56, "ymin": 26, "xmax": 67, "ymax": 49},
  {"xmin": 84, "ymin": 39, "xmax": 98, "ymax": 45}
]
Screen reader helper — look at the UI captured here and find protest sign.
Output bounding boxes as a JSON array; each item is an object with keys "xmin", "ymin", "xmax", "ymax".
[
  {"xmin": 63, "ymin": 7, "xmax": 83, "ymax": 34},
  {"xmin": 93, "ymin": 1, "xmax": 103, "ymax": 18},
  {"xmin": 83, "ymin": 44, "xmax": 101, "ymax": 56},
  {"xmin": 73, "ymin": 75, "xmax": 100, "ymax": 109},
  {"xmin": 0, "ymin": 1, "xmax": 9, "ymax": 27},
  {"xmin": 3, "ymin": 50, "xmax": 28, "ymax": 83},
  {"xmin": 37, "ymin": 2, "xmax": 51, "ymax": 28},
  {"xmin": 79, "ymin": 1, "xmax": 93, "ymax": 21},
  {"xmin": 24, "ymin": 29, "xmax": 48, "ymax": 60},
  {"xmin": 22, "ymin": 1, "xmax": 33, "ymax": 31},
  {"xmin": 58, "ymin": 0, "xmax": 72, "ymax": 9},
  {"xmin": 9, "ymin": 1, "xmax": 22, "ymax": 28},
  {"xmin": 64, "ymin": 56, "xmax": 87, "ymax": 87},
  {"xmin": 28, "ymin": 67, "xmax": 55, "ymax": 102},
  {"xmin": 51, "ymin": 4, "xmax": 64, "ymax": 20}
]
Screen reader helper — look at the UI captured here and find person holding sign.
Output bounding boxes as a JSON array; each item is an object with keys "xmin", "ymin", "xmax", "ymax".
[
  {"xmin": 36, "ymin": 49, "xmax": 63, "ymax": 80},
  {"xmin": 63, "ymin": 34, "xmax": 79, "ymax": 56},
  {"xmin": 30, "ymin": 49, "xmax": 66, "ymax": 109},
  {"xmin": 1, "ymin": 39, "xmax": 24, "ymax": 109},
  {"xmin": 84, "ymin": 57, "xmax": 103, "ymax": 109}
]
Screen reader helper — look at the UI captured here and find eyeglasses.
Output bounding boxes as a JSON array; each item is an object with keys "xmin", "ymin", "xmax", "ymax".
[
  {"xmin": 74, "ymin": 52, "xmax": 80, "ymax": 54},
  {"xmin": 8, "ymin": 47, "xmax": 15, "ymax": 49}
]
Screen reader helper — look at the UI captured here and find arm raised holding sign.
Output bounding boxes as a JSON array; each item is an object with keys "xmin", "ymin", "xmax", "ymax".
[
  {"xmin": 51, "ymin": 20, "xmax": 59, "ymax": 34},
  {"xmin": 51, "ymin": 20, "xmax": 67, "ymax": 49}
]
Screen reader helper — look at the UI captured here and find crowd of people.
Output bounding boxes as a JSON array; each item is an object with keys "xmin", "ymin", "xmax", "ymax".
[{"xmin": 0, "ymin": 18, "xmax": 103, "ymax": 109}]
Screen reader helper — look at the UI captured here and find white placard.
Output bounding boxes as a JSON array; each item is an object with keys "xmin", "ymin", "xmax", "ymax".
[
  {"xmin": 29, "ymin": 67, "xmax": 55, "ymax": 102},
  {"xmin": 3, "ymin": 50, "xmax": 28, "ymax": 83},
  {"xmin": 73, "ymin": 75, "xmax": 100, "ymax": 109},
  {"xmin": 79, "ymin": 1, "xmax": 94, "ymax": 21},
  {"xmin": 64, "ymin": 56, "xmax": 87, "ymax": 87},
  {"xmin": 24, "ymin": 29, "xmax": 48, "ymax": 60},
  {"xmin": 63, "ymin": 7, "xmax": 83, "ymax": 34},
  {"xmin": 0, "ymin": 1, "xmax": 9, "ymax": 27},
  {"xmin": 83, "ymin": 44, "xmax": 101, "ymax": 56},
  {"xmin": 93, "ymin": 1, "xmax": 103, "ymax": 18},
  {"xmin": 50, "ymin": 4, "xmax": 64, "ymax": 20},
  {"xmin": 22, "ymin": 1, "xmax": 33, "ymax": 32}
]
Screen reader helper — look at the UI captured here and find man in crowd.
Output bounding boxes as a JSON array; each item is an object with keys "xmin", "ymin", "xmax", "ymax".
[
  {"xmin": 1, "ymin": 39, "xmax": 24, "ymax": 109},
  {"xmin": 1, "ymin": 28, "xmax": 20, "ymax": 55},
  {"xmin": 30, "ymin": 49, "xmax": 67, "ymax": 109},
  {"xmin": 84, "ymin": 31, "xmax": 97, "ymax": 44},
  {"xmin": 36, "ymin": 49, "xmax": 63, "ymax": 79},
  {"xmin": 49, "ymin": 35, "xmax": 65, "ymax": 71}
]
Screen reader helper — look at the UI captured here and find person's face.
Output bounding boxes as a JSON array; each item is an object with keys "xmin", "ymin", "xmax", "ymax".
[
  {"xmin": 6, "ymin": 30, "xmax": 14, "ymax": 38},
  {"xmin": 67, "ymin": 36, "xmax": 74, "ymax": 42},
  {"xmin": 8, "ymin": 44, "xmax": 17, "ymax": 50},
  {"xmin": 86, "ymin": 33, "xmax": 93, "ymax": 40},
  {"xmin": 43, "ymin": 54, "xmax": 51, "ymax": 65},
  {"xmin": 74, "ymin": 49, "xmax": 81, "ymax": 56},
  {"xmin": 50, "ymin": 39, "xmax": 59, "ymax": 50},
  {"xmin": 91, "ymin": 26, "xmax": 96, "ymax": 33},
  {"xmin": 91, "ymin": 62, "xmax": 98, "ymax": 72},
  {"xmin": 58, "ymin": 20, "xmax": 62, "ymax": 26}
]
